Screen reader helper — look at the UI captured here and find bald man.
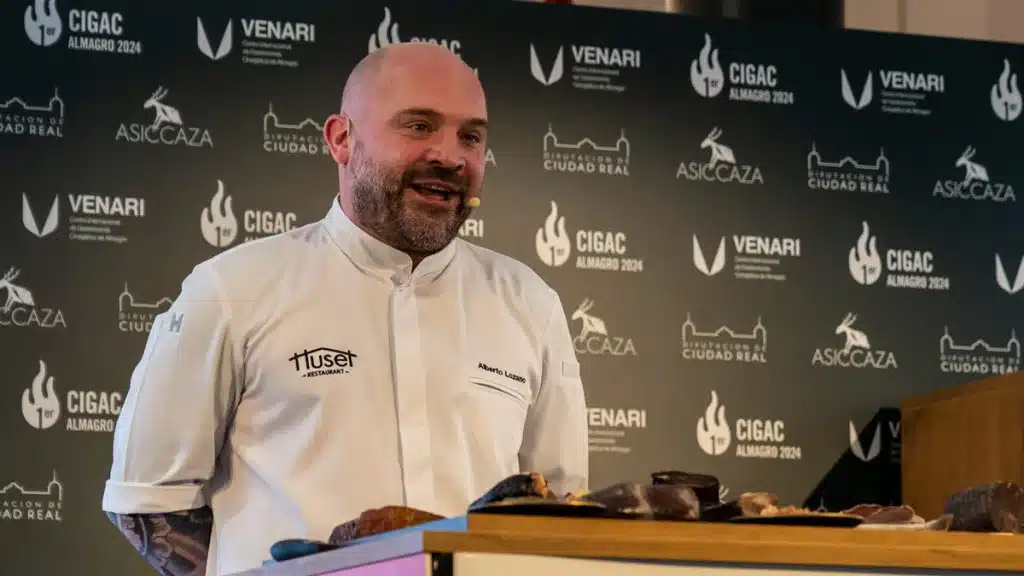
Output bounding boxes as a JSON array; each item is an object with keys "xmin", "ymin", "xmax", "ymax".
[{"xmin": 101, "ymin": 43, "xmax": 588, "ymax": 576}]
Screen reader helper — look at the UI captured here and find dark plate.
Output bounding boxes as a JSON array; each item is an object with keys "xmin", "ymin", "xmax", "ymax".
[
  {"xmin": 470, "ymin": 497, "xmax": 633, "ymax": 519},
  {"xmin": 729, "ymin": 514, "xmax": 863, "ymax": 527}
]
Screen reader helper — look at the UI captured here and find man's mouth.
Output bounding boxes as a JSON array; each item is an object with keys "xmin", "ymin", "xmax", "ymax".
[{"xmin": 409, "ymin": 181, "xmax": 463, "ymax": 204}]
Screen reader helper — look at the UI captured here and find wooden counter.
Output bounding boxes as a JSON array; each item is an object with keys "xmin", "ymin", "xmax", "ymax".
[{"xmin": 233, "ymin": 514, "xmax": 1024, "ymax": 576}]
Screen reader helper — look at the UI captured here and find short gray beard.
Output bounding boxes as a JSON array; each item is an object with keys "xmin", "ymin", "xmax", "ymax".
[{"xmin": 348, "ymin": 138, "xmax": 469, "ymax": 255}]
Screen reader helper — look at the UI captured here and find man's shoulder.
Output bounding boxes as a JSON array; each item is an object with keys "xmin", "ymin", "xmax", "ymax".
[
  {"xmin": 184, "ymin": 221, "xmax": 326, "ymax": 297},
  {"xmin": 457, "ymin": 240, "xmax": 556, "ymax": 301}
]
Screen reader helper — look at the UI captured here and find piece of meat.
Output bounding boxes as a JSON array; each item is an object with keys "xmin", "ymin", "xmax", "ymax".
[
  {"xmin": 862, "ymin": 505, "xmax": 919, "ymax": 525},
  {"xmin": 650, "ymin": 471, "xmax": 720, "ymax": 507},
  {"xmin": 328, "ymin": 506, "xmax": 444, "ymax": 545},
  {"xmin": 737, "ymin": 492, "xmax": 778, "ymax": 517},
  {"xmin": 577, "ymin": 483, "xmax": 700, "ymax": 520},
  {"xmin": 468, "ymin": 473, "xmax": 552, "ymax": 510},
  {"xmin": 944, "ymin": 482, "xmax": 1024, "ymax": 533},
  {"xmin": 843, "ymin": 504, "xmax": 884, "ymax": 518}
]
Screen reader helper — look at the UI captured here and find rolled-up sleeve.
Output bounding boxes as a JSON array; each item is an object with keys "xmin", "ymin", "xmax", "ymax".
[
  {"xmin": 519, "ymin": 290, "xmax": 589, "ymax": 496},
  {"xmin": 102, "ymin": 262, "xmax": 241, "ymax": 514}
]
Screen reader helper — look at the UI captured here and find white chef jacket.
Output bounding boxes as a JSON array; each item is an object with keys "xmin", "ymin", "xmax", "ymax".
[{"xmin": 101, "ymin": 197, "xmax": 588, "ymax": 576}]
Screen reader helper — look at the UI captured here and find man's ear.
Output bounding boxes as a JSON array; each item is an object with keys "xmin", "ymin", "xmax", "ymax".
[{"xmin": 324, "ymin": 114, "xmax": 351, "ymax": 165}]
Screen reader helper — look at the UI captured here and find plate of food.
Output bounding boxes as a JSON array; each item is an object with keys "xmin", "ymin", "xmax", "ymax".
[
  {"xmin": 729, "ymin": 505, "xmax": 863, "ymax": 527},
  {"xmin": 470, "ymin": 496, "xmax": 627, "ymax": 519}
]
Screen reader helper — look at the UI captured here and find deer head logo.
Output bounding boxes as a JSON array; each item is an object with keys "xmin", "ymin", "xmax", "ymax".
[
  {"xmin": 835, "ymin": 313, "xmax": 871, "ymax": 353},
  {"xmin": 571, "ymin": 298, "xmax": 608, "ymax": 342},
  {"xmin": 700, "ymin": 127, "xmax": 736, "ymax": 168},
  {"xmin": 0, "ymin": 268, "xmax": 35, "ymax": 313},
  {"xmin": 143, "ymin": 86, "xmax": 183, "ymax": 129},
  {"xmin": 955, "ymin": 146, "xmax": 990, "ymax": 187}
]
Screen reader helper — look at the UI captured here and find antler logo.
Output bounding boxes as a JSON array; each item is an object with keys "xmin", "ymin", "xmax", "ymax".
[
  {"xmin": 835, "ymin": 313, "xmax": 870, "ymax": 353},
  {"xmin": 24, "ymin": 0, "xmax": 62, "ymax": 47},
  {"xmin": 369, "ymin": 7, "xmax": 400, "ymax": 54},
  {"xmin": 696, "ymin": 390, "xmax": 730, "ymax": 456},
  {"xmin": 849, "ymin": 420, "xmax": 881, "ymax": 462},
  {"xmin": 955, "ymin": 146, "xmax": 990, "ymax": 187},
  {"xmin": 690, "ymin": 33, "xmax": 723, "ymax": 98},
  {"xmin": 144, "ymin": 87, "xmax": 182, "ymax": 129},
  {"xmin": 995, "ymin": 254, "xmax": 1024, "ymax": 295},
  {"xmin": 571, "ymin": 298, "xmax": 607, "ymax": 342},
  {"xmin": 848, "ymin": 221, "xmax": 882, "ymax": 285},
  {"xmin": 22, "ymin": 194, "xmax": 59, "ymax": 238},
  {"xmin": 692, "ymin": 235, "xmax": 725, "ymax": 276},
  {"xmin": 700, "ymin": 127, "xmax": 735, "ymax": 168},
  {"xmin": 529, "ymin": 44, "xmax": 563, "ymax": 86},
  {"xmin": 991, "ymin": 59, "xmax": 1022, "ymax": 122},
  {"xmin": 197, "ymin": 18, "xmax": 232, "ymax": 61},
  {"xmin": 201, "ymin": 180, "xmax": 238, "ymax": 248},
  {"xmin": 840, "ymin": 69, "xmax": 872, "ymax": 110},
  {"xmin": 22, "ymin": 359, "xmax": 60, "ymax": 430},
  {"xmin": 535, "ymin": 201, "xmax": 570, "ymax": 267},
  {"xmin": 0, "ymin": 267, "xmax": 35, "ymax": 313}
]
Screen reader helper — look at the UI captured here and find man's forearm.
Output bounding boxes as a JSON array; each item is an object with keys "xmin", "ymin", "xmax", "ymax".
[{"xmin": 105, "ymin": 507, "xmax": 213, "ymax": 576}]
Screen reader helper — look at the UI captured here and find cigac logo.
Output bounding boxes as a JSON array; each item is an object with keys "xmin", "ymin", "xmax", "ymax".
[{"xmin": 289, "ymin": 347, "xmax": 357, "ymax": 378}]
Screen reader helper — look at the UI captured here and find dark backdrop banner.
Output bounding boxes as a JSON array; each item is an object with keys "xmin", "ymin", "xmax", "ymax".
[{"xmin": 2, "ymin": 0, "xmax": 1022, "ymax": 573}]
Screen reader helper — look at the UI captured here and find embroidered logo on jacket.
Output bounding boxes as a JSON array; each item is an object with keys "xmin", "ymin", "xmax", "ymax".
[{"xmin": 289, "ymin": 347, "xmax": 358, "ymax": 378}]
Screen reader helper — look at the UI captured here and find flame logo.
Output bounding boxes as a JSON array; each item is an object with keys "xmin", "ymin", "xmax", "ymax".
[
  {"xmin": 991, "ymin": 59, "xmax": 1022, "ymax": 122},
  {"xmin": 690, "ymin": 33, "xmax": 724, "ymax": 98},
  {"xmin": 535, "ymin": 201, "xmax": 571, "ymax": 267},
  {"xmin": 22, "ymin": 359, "xmax": 60, "ymax": 430},
  {"xmin": 201, "ymin": 179, "xmax": 237, "ymax": 248},
  {"xmin": 368, "ymin": 7, "xmax": 400, "ymax": 54},
  {"xmin": 24, "ymin": 0, "xmax": 62, "ymax": 47},
  {"xmin": 696, "ymin": 390, "xmax": 730, "ymax": 456},
  {"xmin": 848, "ymin": 221, "xmax": 881, "ymax": 286}
]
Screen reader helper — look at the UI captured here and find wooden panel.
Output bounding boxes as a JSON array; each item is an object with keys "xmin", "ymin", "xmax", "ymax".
[{"xmin": 901, "ymin": 372, "xmax": 1024, "ymax": 519}]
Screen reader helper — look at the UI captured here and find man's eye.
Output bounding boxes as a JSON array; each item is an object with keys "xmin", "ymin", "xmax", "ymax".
[{"xmin": 408, "ymin": 122, "xmax": 430, "ymax": 132}]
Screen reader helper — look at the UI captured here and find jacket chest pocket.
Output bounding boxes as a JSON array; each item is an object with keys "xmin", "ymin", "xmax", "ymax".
[{"xmin": 463, "ymin": 375, "xmax": 532, "ymax": 455}]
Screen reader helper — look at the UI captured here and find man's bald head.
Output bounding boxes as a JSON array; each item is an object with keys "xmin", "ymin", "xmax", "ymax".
[
  {"xmin": 324, "ymin": 42, "xmax": 490, "ymax": 260},
  {"xmin": 340, "ymin": 42, "xmax": 482, "ymax": 122}
]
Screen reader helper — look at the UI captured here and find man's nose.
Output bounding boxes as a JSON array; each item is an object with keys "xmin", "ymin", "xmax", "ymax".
[{"xmin": 423, "ymin": 130, "xmax": 467, "ymax": 169}]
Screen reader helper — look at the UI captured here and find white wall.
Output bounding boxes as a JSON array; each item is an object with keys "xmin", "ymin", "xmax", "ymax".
[{"xmin": 846, "ymin": 0, "xmax": 1024, "ymax": 43}]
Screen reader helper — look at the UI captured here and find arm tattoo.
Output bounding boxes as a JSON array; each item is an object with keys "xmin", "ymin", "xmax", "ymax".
[{"xmin": 105, "ymin": 507, "xmax": 213, "ymax": 576}]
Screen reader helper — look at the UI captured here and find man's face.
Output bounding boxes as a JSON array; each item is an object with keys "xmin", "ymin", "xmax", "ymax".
[{"xmin": 341, "ymin": 61, "xmax": 488, "ymax": 255}]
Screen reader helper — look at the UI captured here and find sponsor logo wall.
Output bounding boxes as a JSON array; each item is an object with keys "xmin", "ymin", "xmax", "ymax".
[{"xmin": 2, "ymin": 0, "xmax": 1022, "ymax": 573}]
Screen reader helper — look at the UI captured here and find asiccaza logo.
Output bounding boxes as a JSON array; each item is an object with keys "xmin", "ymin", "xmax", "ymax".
[
  {"xmin": 696, "ymin": 390, "xmax": 799, "ymax": 460},
  {"xmin": 570, "ymin": 298, "xmax": 636, "ymax": 356},
  {"xmin": 811, "ymin": 313, "xmax": 897, "ymax": 370},
  {"xmin": 0, "ymin": 267, "xmax": 67, "ymax": 329},
  {"xmin": 848, "ymin": 221, "xmax": 949, "ymax": 291},
  {"xmin": 932, "ymin": 146, "xmax": 1015, "ymax": 203},
  {"xmin": 535, "ymin": 201, "xmax": 643, "ymax": 273},
  {"xmin": 675, "ymin": 126, "xmax": 763, "ymax": 186},
  {"xmin": 115, "ymin": 86, "xmax": 213, "ymax": 148}
]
